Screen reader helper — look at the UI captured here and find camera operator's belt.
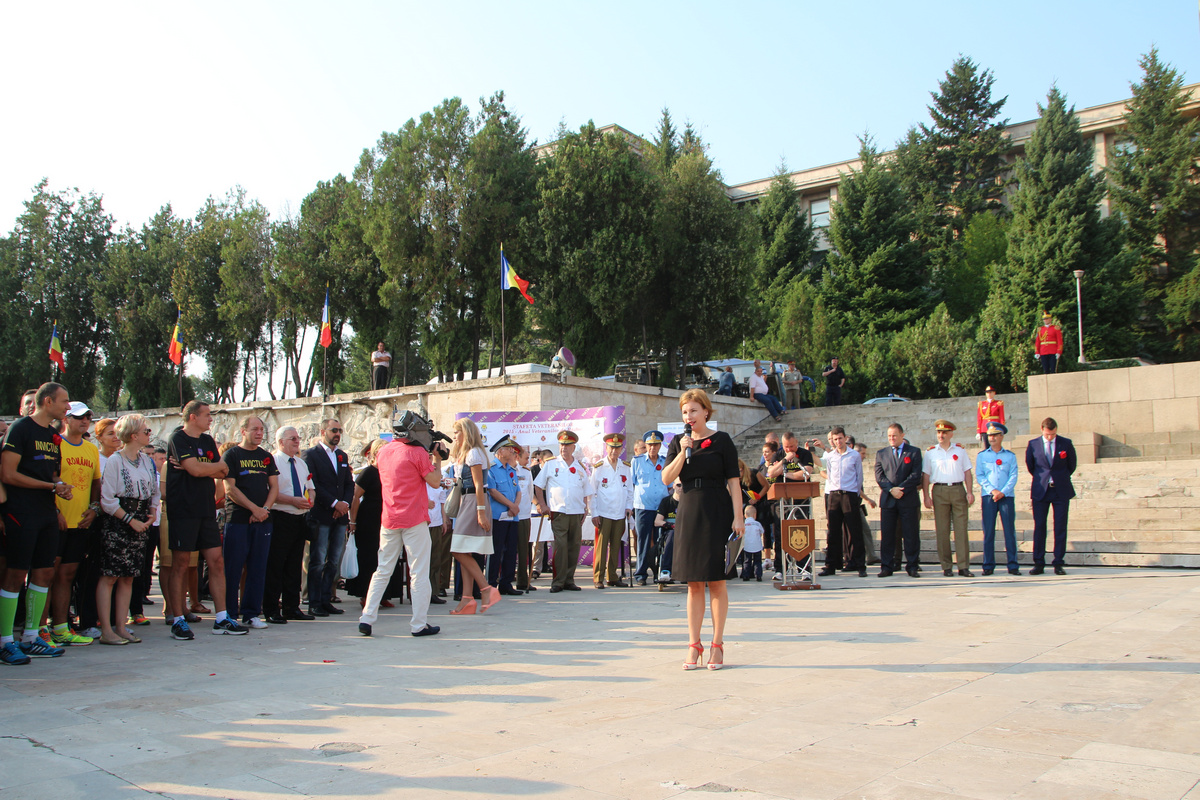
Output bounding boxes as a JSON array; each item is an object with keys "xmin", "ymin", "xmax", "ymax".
[{"xmin": 682, "ymin": 479, "xmax": 726, "ymax": 492}]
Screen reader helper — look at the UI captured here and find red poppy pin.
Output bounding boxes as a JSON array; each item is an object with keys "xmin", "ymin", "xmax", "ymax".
[
  {"xmin": 52, "ymin": 433, "xmax": 62, "ymax": 445},
  {"xmin": 903, "ymin": 456, "xmax": 911, "ymax": 464},
  {"xmin": 207, "ymin": 451, "xmax": 214, "ymax": 460},
  {"xmin": 509, "ymin": 471, "xmax": 514, "ymax": 479},
  {"xmin": 621, "ymin": 475, "xmax": 627, "ymax": 483},
  {"xmin": 996, "ymin": 459, "xmax": 1003, "ymax": 465},
  {"xmin": 952, "ymin": 454, "xmax": 958, "ymax": 461},
  {"xmin": 569, "ymin": 467, "xmax": 576, "ymax": 474},
  {"xmin": 700, "ymin": 440, "xmax": 712, "ymax": 450},
  {"xmin": 1058, "ymin": 451, "xmax": 1067, "ymax": 459},
  {"xmin": 602, "ymin": 478, "xmax": 608, "ymax": 486},
  {"xmin": 264, "ymin": 455, "xmax": 272, "ymax": 466},
  {"xmin": 656, "ymin": 464, "xmax": 662, "ymax": 471}
]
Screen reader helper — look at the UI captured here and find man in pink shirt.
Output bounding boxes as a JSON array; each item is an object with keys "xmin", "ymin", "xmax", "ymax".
[{"xmin": 358, "ymin": 438, "xmax": 444, "ymax": 637}]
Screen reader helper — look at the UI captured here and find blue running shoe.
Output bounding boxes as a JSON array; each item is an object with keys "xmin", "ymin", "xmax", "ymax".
[
  {"xmin": 19, "ymin": 638, "xmax": 64, "ymax": 658},
  {"xmin": 1, "ymin": 641, "xmax": 31, "ymax": 665},
  {"xmin": 171, "ymin": 620, "xmax": 195, "ymax": 640}
]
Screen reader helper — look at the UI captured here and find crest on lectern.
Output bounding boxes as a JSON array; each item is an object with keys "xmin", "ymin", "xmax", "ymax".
[{"xmin": 781, "ymin": 519, "xmax": 816, "ymax": 561}]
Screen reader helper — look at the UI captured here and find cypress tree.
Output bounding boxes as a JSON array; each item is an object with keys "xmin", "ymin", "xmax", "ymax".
[
  {"xmin": 1108, "ymin": 48, "xmax": 1200, "ymax": 356},
  {"xmin": 983, "ymin": 87, "xmax": 1132, "ymax": 388},
  {"xmin": 820, "ymin": 137, "xmax": 929, "ymax": 335}
]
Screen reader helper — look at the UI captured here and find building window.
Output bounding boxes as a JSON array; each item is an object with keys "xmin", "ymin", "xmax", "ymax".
[{"xmin": 809, "ymin": 198, "xmax": 830, "ymax": 229}]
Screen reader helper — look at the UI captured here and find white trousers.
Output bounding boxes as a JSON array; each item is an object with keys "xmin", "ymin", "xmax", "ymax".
[{"xmin": 359, "ymin": 522, "xmax": 432, "ymax": 632}]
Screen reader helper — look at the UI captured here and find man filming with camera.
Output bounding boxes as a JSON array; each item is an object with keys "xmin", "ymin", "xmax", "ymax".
[{"xmin": 357, "ymin": 414, "xmax": 447, "ymax": 638}]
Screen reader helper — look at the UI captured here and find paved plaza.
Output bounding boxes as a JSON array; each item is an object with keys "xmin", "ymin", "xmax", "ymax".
[{"xmin": 2, "ymin": 567, "xmax": 1199, "ymax": 800}]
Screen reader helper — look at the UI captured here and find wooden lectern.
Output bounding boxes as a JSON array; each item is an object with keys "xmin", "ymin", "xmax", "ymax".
[{"xmin": 767, "ymin": 480, "xmax": 821, "ymax": 590}]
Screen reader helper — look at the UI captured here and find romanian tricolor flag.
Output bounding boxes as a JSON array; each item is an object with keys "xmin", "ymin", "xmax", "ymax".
[
  {"xmin": 501, "ymin": 246, "xmax": 534, "ymax": 305},
  {"xmin": 168, "ymin": 310, "xmax": 184, "ymax": 366},
  {"xmin": 48, "ymin": 321, "xmax": 66, "ymax": 373},
  {"xmin": 319, "ymin": 286, "xmax": 332, "ymax": 348}
]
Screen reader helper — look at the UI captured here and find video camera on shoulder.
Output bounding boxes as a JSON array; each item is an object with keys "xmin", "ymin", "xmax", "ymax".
[{"xmin": 391, "ymin": 410, "xmax": 451, "ymax": 459}]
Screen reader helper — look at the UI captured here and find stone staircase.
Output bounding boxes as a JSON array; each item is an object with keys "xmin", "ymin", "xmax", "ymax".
[
  {"xmin": 729, "ymin": 392, "xmax": 1029, "ymax": 466},
  {"xmin": 729, "ymin": 395, "xmax": 1200, "ymax": 569},
  {"xmin": 1097, "ymin": 431, "xmax": 1200, "ymax": 462}
]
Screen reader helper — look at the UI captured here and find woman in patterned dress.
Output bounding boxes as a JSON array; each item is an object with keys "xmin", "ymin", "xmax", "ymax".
[{"xmin": 96, "ymin": 415, "xmax": 160, "ymax": 645}]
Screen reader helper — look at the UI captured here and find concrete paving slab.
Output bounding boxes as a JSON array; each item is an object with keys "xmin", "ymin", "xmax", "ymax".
[{"xmin": 2, "ymin": 567, "xmax": 1199, "ymax": 799}]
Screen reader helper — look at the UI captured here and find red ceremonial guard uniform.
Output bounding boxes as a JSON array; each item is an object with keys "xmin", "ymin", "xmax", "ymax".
[
  {"xmin": 1034, "ymin": 314, "xmax": 1063, "ymax": 374},
  {"xmin": 976, "ymin": 387, "xmax": 1006, "ymax": 442}
]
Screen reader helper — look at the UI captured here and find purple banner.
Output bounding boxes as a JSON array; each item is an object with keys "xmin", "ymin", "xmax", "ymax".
[{"xmin": 457, "ymin": 405, "xmax": 626, "ymax": 465}]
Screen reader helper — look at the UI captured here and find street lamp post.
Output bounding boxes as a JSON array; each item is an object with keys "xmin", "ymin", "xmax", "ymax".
[{"xmin": 1073, "ymin": 269, "xmax": 1086, "ymax": 364}]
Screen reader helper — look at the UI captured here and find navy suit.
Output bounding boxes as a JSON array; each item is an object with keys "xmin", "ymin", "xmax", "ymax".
[
  {"xmin": 1025, "ymin": 435, "xmax": 1076, "ymax": 568},
  {"xmin": 304, "ymin": 444, "xmax": 355, "ymax": 610},
  {"xmin": 875, "ymin": 443, "xmax": 923, "ymax": 572}
]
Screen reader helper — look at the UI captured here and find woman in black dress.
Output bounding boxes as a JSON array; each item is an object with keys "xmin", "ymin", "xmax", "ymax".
[{"xmin": 662, "ymin": 389, "xmax": 744, "ymax": 670}]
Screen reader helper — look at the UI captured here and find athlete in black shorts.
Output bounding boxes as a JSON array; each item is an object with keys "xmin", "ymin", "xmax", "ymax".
[{"xmin": 1, "ymin": 382, "xmax": 74, "ymax": 665}]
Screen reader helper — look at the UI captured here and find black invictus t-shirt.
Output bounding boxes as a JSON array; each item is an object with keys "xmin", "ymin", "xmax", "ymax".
[
  {"xmin": 167, "ymin": 427, "xmax": 220, "ymax": 519},
  {"xmin": 222, "ymin": 445, "xmax": 279, "ymax": 524},
  {"xmin": 2, "ymin": 416, "xmax": 61, "ymax": 516}
]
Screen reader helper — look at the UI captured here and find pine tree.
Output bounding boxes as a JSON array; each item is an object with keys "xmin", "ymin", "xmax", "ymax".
[
  {"xmin": 820, "ymin": 137, "xmax": 929, "ymax": 335},
  {"xmin": 754, "ymin": 163, "xmax": 817, "ymax": 295},
  {"xmin": 893, "ymin": 57, "xmax": 1010, "ymax": 311},
  {"xmin": 1108, "ymin": 48, "xmax": 1200, "ymax": 356},
  {"xmin": 982, "ymin": 87, "xmax": 1133, "ymax": 389}
]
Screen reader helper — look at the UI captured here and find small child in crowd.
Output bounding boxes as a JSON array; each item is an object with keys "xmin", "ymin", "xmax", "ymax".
[{"xmin": 741, "ymin": 504, "xmax": 764, "ymax": 581}]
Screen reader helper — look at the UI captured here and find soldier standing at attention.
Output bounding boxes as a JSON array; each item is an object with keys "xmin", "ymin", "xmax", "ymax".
[
  {"xmin": 1034, "ymin": 312, "xmax": 1063, "ymax": 374},
  {"xmin": 921, "ymin": 420, "xmax": 975, "ymax": 577},
  {"xmin": 975, "ymin": 386, "xmax": 1006, "ymax": 448}
]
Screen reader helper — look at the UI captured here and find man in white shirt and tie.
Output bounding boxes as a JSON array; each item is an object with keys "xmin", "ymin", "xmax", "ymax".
[{"xmin": 263, "ymin": 426, "xmax": 314, "ymax": 623}]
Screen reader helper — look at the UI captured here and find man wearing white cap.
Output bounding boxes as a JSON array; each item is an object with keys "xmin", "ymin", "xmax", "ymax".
[{"xmin": 48, "ymin": 402, "xmax": 102, "ymax": 645}]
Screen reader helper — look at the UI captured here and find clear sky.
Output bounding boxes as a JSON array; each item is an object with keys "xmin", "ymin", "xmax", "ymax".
[{"xmin": 2, "ymin": 1, "xmax": 1198, "ymax": 232}]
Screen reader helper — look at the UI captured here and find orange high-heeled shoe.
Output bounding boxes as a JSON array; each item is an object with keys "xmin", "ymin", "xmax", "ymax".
[
  {"xmin": 450, "ymin": 600, "xmax": 478, "ymax": 615},
  {"xmin": 707, "ymin": 642, "xmax": 724, "ymax": 670},
  {"xmin": 481, "ymin": 586, "xmax": 501, "ymax": 612},
  {"xmin": 683, "ymin": 641, "xmax": 704, "ymax": 670}
]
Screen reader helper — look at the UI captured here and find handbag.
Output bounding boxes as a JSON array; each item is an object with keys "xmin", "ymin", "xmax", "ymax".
[
  {"xmin": 444, "ymin": 468, "xmax": 465, "ymax": 518},
  {"xmin": 340, "ymin": 531, "xmax": 359, "ymax": 580}
]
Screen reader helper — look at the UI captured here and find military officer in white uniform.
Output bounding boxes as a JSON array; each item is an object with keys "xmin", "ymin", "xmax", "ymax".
[
  {"xmin": 533, "ymin": 430, "xmax": 595, "ymax": 593},
  {"xmin": 921, "ymin": 419, "xmax": 976, "ymax": 577},
  {"xmin": 590, "ymin": 433, "xmax": 632, "ymax": 588}
]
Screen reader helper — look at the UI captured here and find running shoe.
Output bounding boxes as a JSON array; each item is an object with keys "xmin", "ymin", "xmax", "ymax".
[
  {"xmin": 38, "ymin": 626, "xmax": 53, "ymax": 644},
  {"xmin": 80, "ymin": 626, "xmax": 102, "ymax": 639},
  {"xmin": 19, "ymin": 638, "xmax": 65, "ymax": 658},
  {"xmin": 212, "ymin": 618, "xmax": 249, "ymax": 635},
  {"xmin": 1, "ymin": 641, "xmax": 31, "ymax": 665},
  {"xmin": 170, "ymin": 620, "xmax": 195, "ymax": 640},
  {"xmin": 129, "ymin": 614, "xmax": 151, "ymax": 626},
  {"xmin": 51, "ymin": 629, "xmax": 93, "ymax": 646},
  {"xmin": 243, "ymin": 617, "xmax": 268, "ymax": 629}
]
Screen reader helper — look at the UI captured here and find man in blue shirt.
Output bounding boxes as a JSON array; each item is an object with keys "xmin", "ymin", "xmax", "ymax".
[
  {"xmin": 715, "ymin": 367, "xmax": 736, "ymax": 396},
  {"xmin": 975, "ymin": 423, "xmax": 1019, "ymax": 575},
  {"xmin": 630, "ymin": 431, "xmax": 670, "ymax": 586},
  {"xmin": 486, "ymin": 437, "xmax": 523, "ymax": 595},
  {"xmin": 812, "ymin": 427, "xmax": 867, "ymax": 578}
]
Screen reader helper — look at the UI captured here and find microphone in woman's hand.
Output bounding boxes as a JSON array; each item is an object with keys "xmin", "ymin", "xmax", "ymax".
[{"xmin": 684, "ymin": 423, "xmax": 692, "ymax": 463}]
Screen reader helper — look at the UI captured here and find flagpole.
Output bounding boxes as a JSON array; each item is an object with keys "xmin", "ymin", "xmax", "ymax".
[
  {"xmin": 178, "ymin": 350, "xmax": 185, "ymax": 408},
  {"xmin": 500, "ymin": 243, "xmax": 507, "ymax": 378}
]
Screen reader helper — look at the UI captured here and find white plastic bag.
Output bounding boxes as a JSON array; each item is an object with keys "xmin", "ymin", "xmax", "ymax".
[{"xmin": 340, "ymin": 532, "xmax": 359, "ymax": 580}]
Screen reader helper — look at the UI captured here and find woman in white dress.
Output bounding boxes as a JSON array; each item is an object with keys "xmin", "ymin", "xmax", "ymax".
[{"xmin": 447, "ymin": 418, "xmax": 499, "ymax": 615}]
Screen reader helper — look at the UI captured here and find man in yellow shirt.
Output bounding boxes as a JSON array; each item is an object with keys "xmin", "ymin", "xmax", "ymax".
[{"xmin": 51, "ymin": 402, "xmax": 102, "ymax": 645}]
